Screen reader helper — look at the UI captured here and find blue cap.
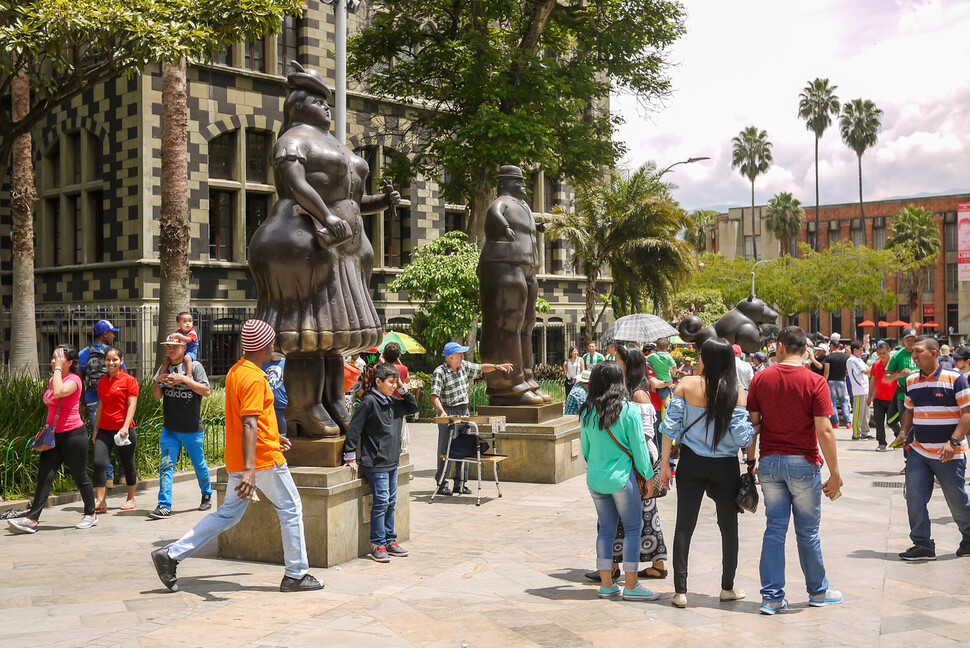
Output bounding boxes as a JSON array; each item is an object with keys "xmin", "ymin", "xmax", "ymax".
[
  {"xmin": 93, "ymin": 319, "xmax": 120, "ymax": 335},
  {"xmin": 443, "ymin": 342, "xmax": 469, "ymax": 357}
]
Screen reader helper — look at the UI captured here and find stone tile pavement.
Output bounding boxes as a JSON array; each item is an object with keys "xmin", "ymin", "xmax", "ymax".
[{"xmin": 3, "ymin": 423, "xmax": 970, "ymax": 647}]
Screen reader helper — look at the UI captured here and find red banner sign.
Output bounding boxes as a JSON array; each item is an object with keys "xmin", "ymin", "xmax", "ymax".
[{"xmin": 959, "ymin": 202, "xmax": 970, "ymax": 281}]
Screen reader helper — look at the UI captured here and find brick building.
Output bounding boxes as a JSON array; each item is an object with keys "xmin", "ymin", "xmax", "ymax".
[
  {"xmin": 0, "ymin": 2, "xmax": 602, "ymax": 374},
  {"xmin": 709, "ymin": 193, "xmax": 970, "ymax": 341}
]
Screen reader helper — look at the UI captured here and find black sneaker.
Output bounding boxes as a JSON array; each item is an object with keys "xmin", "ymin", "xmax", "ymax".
[
  {"xmin": 151, "ymin": 547, "xmax": 179, "ymax": 591},
  {"xmin": 957, "ymin": 541, "xmax": 970, "ymax": 557},
  {"xmin": 280, "ymin": 573, "xmax": 324, "ymax": 592},
  {"xmin": 435, "ymin": 484, "xmax": 453, "ymax": 497},
  {"xmin": 459, "ymin": 485, "xmax": 472, "ymax": 495},
  {"xmin": 898, "ymin": 545, "xmax": 936, "ymax": 561},
  {"xmin": 386, "ymin": 542, "xmax": 409, "ymax": 557},
  {"xmin": 584, "ymin": 567, "xmax": 620, "ymax": 582},
  {"xmin": 199, "ymin": 494, "xmax": 212, "ymax": 511},
  {"xmin": 147, "ymin": 506, "xmax": 171, "ymax": 520}
]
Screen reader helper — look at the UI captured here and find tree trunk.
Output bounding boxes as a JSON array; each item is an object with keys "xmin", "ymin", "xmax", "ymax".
[
  {"xmin": 156, "ymin": 59, "xmax": 191, "ymax": 366},
  {"xmin": 584, "ymin": 266, "xmax": 598, "ymax": 346},
  {"xmin": 466, "ymin": 165, "xmax": 491, "ymax": 246},
  {"xmin": 9, "ymin": 67, "xmax": 39, "ymax": 377},
  {"xmin": 813, "ymin": 136, "xmax": 820, "ymax": 252},
  {"xmin": 750, "ymin": 180, "xmax": 759, "ymax": 260},
  {"xmin": 465, "ymin": 317, "xmax": 478, "ymax": 362},
  {"xmin": 857, "ymin": 153, "xmax": 867, "ymax": 248}
]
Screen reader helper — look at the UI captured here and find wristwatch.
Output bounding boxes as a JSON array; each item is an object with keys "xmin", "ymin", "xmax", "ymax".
[{"xmin": 950, "ymin": 437, "xmax": 963, "ymax": 446}]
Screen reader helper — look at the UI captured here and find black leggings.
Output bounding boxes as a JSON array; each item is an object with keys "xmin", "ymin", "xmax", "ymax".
[
  {"xmin": 27, "ymin": 425, "xmax": 96, "ymax": 521},
  {"xmin": 872, "ymin": 398, "xmax": 900, "ymax": 447},
  {"xmin": 672, "ymin": 445, "xmax": 741, "ymax": 594},
  {"xmin": 93, "ymin": 427, "xmax": 138, "ymax": 488}
]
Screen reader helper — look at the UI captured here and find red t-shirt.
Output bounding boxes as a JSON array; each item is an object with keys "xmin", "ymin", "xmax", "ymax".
[
  {"xmin": 646, "ymin": 366, "xmax": 664, "ymax": 412},
  {"xmin": 393, "ymin": 363, "xmax": 410, "ymax": 399},
  {"xmin": 96, "ymin": 371, "xmax": 140, "ymax": 429},
  {"xmin": 747, "ymin": 363, "xmax": 832, "ymax": 465},
  {"xmin": 870, "ymin": 359, "xmax": 896, "ymax": 401}
]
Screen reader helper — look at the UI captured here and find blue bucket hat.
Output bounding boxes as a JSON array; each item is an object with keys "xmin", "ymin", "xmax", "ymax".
[{"xmin": 443, "ymin": 342, "xmax": 469, "ymax": 357}]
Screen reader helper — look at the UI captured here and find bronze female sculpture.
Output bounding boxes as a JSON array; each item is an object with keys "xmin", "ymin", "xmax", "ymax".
[{"xmin": 248, "ymin": 63, "xmax": 401, "ymax": 437}]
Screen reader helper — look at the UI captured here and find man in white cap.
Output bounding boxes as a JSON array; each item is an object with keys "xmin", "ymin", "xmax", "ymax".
[
  {"xmin": 152, "ymin": 319, "xmax": 323, "ymax": 593},
  {"xmin": 79, "ymin": 319, "xmax": 123, "ymax": 486},
  {"xmin": 563, "ymin": 369, "xmax": 591, "ymax": 415}
]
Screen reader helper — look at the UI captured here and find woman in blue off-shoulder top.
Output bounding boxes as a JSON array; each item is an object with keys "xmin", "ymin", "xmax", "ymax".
[{"xmin": 659, "ymin": 337, "xmax": 756, "ymax": 609}]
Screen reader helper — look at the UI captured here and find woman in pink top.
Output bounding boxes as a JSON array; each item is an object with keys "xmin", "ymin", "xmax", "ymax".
[{"xmin": 8, "ymin": 345, "xmax": 98, "ymax": 534}]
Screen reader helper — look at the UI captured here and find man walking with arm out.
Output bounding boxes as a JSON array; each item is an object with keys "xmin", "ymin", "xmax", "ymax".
[
  {"xmin": 747, "ymin": 326, "xmax": 844, "ymax": 615},
  {"xmin": 895, "ymin": 336, "xmax": 970, "ymax": 561},
  {"xmin": 151, "ymin": 320, "xmax": 323, "ymax": 593}
]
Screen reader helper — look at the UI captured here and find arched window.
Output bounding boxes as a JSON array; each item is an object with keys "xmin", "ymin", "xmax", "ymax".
[
  {"xmin": 40, "ymin": 129, "xmax": 105, "ymax": 266},
  {"xmin": 207, "ymin": 129, "xmax": 276, "ymax": 261}
]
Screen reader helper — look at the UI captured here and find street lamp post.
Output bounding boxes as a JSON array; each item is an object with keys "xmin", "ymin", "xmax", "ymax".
[
  {"xmin": 750, "ymin": 259, "xmax": 770, "ymax": 298},
  {"xmin": 322, "ymin": 0, "xmax": 361, "ymax": 144},
  {"xmin": 658, "ymin": 156, "xmax": 711, "ymax": 178}
]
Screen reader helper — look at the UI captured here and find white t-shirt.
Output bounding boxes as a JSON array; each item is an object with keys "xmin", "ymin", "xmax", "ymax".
[
  {"xmin": 847, "ymin": 355, "xmax": 869, "ymax": 397},
  {"xmin": 565, "ymin": 357, "xmax": 583, "ymax": 379},
  {"xmin": 735, "ymin": 357, "xmax": 754, "ymax": 389}
]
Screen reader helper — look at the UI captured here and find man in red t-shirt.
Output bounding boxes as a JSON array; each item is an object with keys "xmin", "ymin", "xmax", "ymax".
[
  {"xmin": 747, "ymin": 326, "xmax": 843, "ymax": 614},
  {"xmin": 869, "ymin": 340, "xmax": 900, "ymax": 450}
]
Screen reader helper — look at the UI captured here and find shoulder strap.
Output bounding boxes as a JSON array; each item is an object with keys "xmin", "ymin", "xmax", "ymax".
[{"xmin": 605, "ymin": 426, "xmax": 634, "ymax": 461}]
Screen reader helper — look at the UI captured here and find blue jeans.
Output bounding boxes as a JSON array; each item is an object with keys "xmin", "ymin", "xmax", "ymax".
[
  {"xmin": 827, "ymin": 381, "xmax": 851, "ymax": 426},
  {"xmin": 905, "ymin": 452, "xmax": 970, "ymax": 550},
  {"xmin": 166, "ymin": 464, "xmax": 309, "ymax": 579},
  {"xmin": 435, "ymin": 405, "xmax": 470, "ymax": 484},
  {"xmin": 157, "ymin": 427, "xmax": 211, "ymax": 510},
  {"xmin": 363, "ymin": 467, "xmax": 398, "ymax": 546},
  {"xmin": 759, "ymin": 454, "xmax": 830, "ymax": 600},
  {"xmin": 589, "ymin": 473, "xmax": 643, "ymax": 573}
]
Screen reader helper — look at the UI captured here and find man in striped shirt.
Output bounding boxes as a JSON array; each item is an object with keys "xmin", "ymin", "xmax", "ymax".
[{"xmin": 896, "ymin": 336, "xmax": 970, "ymax": 561}]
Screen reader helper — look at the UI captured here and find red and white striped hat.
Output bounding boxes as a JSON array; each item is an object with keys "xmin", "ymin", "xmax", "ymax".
[{"xmin": 241, "ymin": 319, "xmax": 276, "ymax": 352}]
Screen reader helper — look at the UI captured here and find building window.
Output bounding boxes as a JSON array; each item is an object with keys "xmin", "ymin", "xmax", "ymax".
[
  {"xmin": 209, "ymin": 132, "xmax": 236, "ymax": 180},
  {"xmin": 543, "ymin": 234, "xmax": 556, "ymax": 274},
  {"xmin": 947, "ymin": 263, "xmax": 958, "ymax": 292},
  {"xmin": 946, "ymin": 220, "xmax": 957, "ymax": 251},
  {"xmin": 244, "ymin": 37, "xmax": 265, "ymax": 72},
  {"xmin": 830, "ymin": 311, "xmax": 842, "ymax": 339},
  {"xmin": 246, "ymin": 130, "xmax": 269, "ymax": 183},
  {"xmin": 355, "ymin": 145, "xmax": 413, "ymax": 268},
  {"xmin": 744, "ymin": 235, "xmax": 761, "ymax": 260},
  {"xmin": 873, "ymin": 226, "xmax": 886, "ymax": 250},
  {"xmin": 69, "ymin": 132, "xmax": 81, "ymax": 185},
  {"xmin": 68, "ymin": 195, "xmax": 82, "ymax": 264},
  {"xmin": 924, "ymin": 269, "xmax": 934, "ymax": 293},
  {"xmin": 48, "ymin": 141, "xmax": 60, "ymax": 188},
  {"xmin": 209, "ymin": 190, "xmax": 234, "ymax": 260},
  {"xmin": 91, "ymin": 191, "xmax": 104, "ymax": 262},
  {"xmin": 851, "ymin": 225, "xmax": 864, "ymax": 247},
  {"xmin": 546, "ymin": 326, "xmax": 565, "ymax": 366},
  {"xmin": 245, "ymin": 193, "xmax": 269, "ymax": 245},
  {"xmin": 49, "ymin": 199, "xmax": 61, "ymax": 265},
  {"xmin": 898, "ymin": 304, "xmax": 910, "ymax": 322},
  {"xmin": 278, "ymin": 16, "xmax": 300, "ymax": 75},
  {"xmin": 212, "ymin": 42, "xmax": 233, "ymax": 66},
  {"xmin": 383, "ymin": 211, "xmax": 411, "ymax": 267},
  {"xmin": 444, "ymin": 210, "xmax": 465, "ymax": 233},
  {"xmin": 542, "ymin": 175, "xmax": 557, "ymax": 213}
]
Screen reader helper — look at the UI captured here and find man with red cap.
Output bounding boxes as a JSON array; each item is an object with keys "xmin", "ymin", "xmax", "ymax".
[{"xmin": 152, "ymin": 319, "xmax": 323, "ymax": 593}]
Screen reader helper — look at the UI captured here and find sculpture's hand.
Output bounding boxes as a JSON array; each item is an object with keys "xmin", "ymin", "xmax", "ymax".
[
  {"xmin": 316, "ymin": 215, "xmax": 352, "ymax": 246},
  {"xmin": 505, "ymin": 227, "xmax": 516, "ymax": 241},
  {"xmin": 383, "ymin": 180, "xmax": 402, "ymax": 207}
]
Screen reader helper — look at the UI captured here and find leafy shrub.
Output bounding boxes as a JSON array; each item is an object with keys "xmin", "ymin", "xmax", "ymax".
[{"xmin": 533, "ymin": 363, "xmax": 565, "ymax": 381}]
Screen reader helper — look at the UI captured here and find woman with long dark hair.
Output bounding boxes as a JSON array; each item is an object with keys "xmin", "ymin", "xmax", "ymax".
[
  {"xmin": 8, "ymin": 345, "xmax": 98, "ymax": 533},
  {"xmin": 92, "ymin": 346, "xmax": 139, "ymax": 512},
  {"xmin": 579, "ymin": 361, "xmax": 659, "ymax": 601},
  {"xmin": 659, "ymin": 337, "xmax": 756, "ymax": 608}
]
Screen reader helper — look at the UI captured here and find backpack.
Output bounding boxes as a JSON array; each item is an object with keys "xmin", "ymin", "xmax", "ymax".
[{"xmin": 85, "ymin": 345, "xmax": 107, "ymax": 391}]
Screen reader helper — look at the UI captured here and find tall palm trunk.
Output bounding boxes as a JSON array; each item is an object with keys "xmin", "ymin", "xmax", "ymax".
[
  {"xmin": 584, "ymin": 264, "xmax": 598, "ymax": 346},
  {"xmin": 10, "ymin": 67, "xmax": 39, "ymax": 376},
  {"xmin": 750, "ymin": 180, "xmax": 759, "ymax": 260},
  {"xmin": 157, "ymin": 59, "xmax": 191, "ymax": 364},
  {"xmin": 857, "ymin": 154, "xmax": 867, "ymax": 247},
  {"xmin": 813, "ymin": 135, "xmax": 820, "ymax": 251}
]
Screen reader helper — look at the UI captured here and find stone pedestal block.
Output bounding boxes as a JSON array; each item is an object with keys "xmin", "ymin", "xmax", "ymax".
[
  {"xmin": 286, "ymin": 436, "xmax": 345, "ymax": 468},
  {"xmin": 492, "ymin": 416, "xmax": 585, "ymax": 484},
  {"xmin": 478, "ymin": 402, "xmax": 563, "ymax": 424},
  {"xmin": 215, "ymin": 456, "xmax": 411, "ymax": 568}
]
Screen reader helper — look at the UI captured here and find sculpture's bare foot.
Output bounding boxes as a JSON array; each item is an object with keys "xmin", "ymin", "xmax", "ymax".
[{"xmin": 286, "ymin": 403, "xmax": 340, "ymax": 438}]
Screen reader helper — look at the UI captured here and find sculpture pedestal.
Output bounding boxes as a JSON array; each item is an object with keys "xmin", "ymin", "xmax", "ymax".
[
  {"xmin": 492, "ymin": 415, "xmax": 584, "ymax": 484},
  {"xmin": 286, "ymin": 436, "xmax": 345, "ymax": 468},
  {"xmin": 215, "ymin": 456, "xmax": 411, "ymax": 568},
  {"xmin": 478, "ymin": 402, "xmax": 563, "ymax": 424}
]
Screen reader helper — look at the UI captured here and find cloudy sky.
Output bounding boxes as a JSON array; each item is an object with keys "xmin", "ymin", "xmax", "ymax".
[{"xmin": 612, "ymin": 0, "xmax": 970, "ymax": 213}]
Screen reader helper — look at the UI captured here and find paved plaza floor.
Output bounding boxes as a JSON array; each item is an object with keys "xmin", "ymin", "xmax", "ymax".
[{"xmin": 3, "ymin": 422, "xmax": 970, "ymax": 647}]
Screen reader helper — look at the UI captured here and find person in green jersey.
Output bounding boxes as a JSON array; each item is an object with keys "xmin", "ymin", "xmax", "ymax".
[
  {"xmin": 646, "ymin": 338, "xmax": 680, "ymax": 400},
  {"xmin": 884, "ymin": 328, "xmax": 918, "ymax": 448},
  {"xmin": 583, "ymin": 342, "xmax": 605, "ymax": 368}
]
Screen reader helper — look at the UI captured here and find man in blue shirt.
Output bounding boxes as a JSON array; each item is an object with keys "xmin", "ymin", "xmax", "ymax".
[
  {"xmin": 564, "ymin": 370, "xmax": 590, "ymax": 415},
  {"xmin": 79, "ymin": 319, "xmax": 122, "ymax": 487}
]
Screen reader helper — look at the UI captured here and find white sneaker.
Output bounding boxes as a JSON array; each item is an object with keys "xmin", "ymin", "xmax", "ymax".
[
  {"xmin": 75, "ymin": 515, "xmax": 98, "ymax": 530},
  {"xmin": 7, "ymin": 518, "xmax": 38, "ymax": 534}
]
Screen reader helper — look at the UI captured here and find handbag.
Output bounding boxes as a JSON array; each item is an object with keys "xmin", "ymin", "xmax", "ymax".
[
  {"xmin": 32, "ymin": 391, "xmax": 61, "ymax": 452},
  {"xmin": 606, "ymin": 426, "xmax": 665, "ymax": 499},
  {"xmin": 736, "ymin": 470, "xmax": 759, "ymax": 513}
]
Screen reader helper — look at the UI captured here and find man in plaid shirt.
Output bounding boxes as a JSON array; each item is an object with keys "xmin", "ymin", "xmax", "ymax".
[{"xmin": 431, "ymin": 342, "xmax": 512, "ymax": 496}]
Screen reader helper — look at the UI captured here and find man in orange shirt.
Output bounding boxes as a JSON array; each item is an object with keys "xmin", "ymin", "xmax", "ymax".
[{"xmin": 152, "ymin": 319, "xmax": 323, "ymax": 593}]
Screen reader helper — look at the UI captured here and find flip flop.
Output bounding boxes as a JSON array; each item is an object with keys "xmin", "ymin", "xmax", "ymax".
[
  {"xmin": 95, "ymin": 503, "xmax": 108, "ymax": 514},
  {"xmin": 638, "ymin": 567, "xmax": 668, "ymax": 579},
  {"xmin": 120, "ymin": 500, "xmax": 137, "ymax": 511}
]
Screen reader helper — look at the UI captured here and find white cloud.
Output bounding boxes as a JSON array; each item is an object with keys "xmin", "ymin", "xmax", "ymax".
[{"xmin": 613, "ymin": 0, "xmax": 970, "ymax": 211}]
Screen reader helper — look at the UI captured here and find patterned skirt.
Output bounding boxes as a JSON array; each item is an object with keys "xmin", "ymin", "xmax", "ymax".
[{"xmin": 612, "ymin": 497, "xmax": 668, "ymax": 563}]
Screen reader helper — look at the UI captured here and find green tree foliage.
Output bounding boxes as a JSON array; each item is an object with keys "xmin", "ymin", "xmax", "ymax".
[
  {"xmin": 545, "ymin": 163, "xmax": 693, "ymax": 343},
  {"xmin": 685, "ymin": 209, "xmax": 718, "ymax": 253},
  {"xmin": 669, "ymin": 287, "xmax": 728, "ymax": 326},
  {"xmin": 797, "ymin": 78, "xmax": 840, "ymax": 251},
  {"xmin": 839, "ymin": 98, "xmax": 883, "ymax": 246},
  {"xmin": 388, "ymin": 231, "xmax": 482, "ymax": 351},
  {"xmin": 731, "ymin": 126, "xmax": 773, "ymax": 259},
  {"xmin": 347, "ymin": 0, "xmax": 686, "ymax": 243},
  {"xmin": 0, "ymin": 0, "xmax": 303, "ymax": 160},
  {"xmin": 764, "ymin": 191, "xmax": 804, "ymax": 256},
  {"xmin": 886, "ymin": 205, "xmax": 942, "ymax": 318}
]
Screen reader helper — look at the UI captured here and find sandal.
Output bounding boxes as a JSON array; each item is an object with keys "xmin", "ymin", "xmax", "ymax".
[
  {"xmin": 638, "ymin": 566, "xmax": 668, "ymax": 579},
  {"xmin": 95, "ymin": 503, "xmax": 108, "ymax": 514},
  {"xmin": 120, "ymin": 500, "xmax": 137, "ymax": 511}
]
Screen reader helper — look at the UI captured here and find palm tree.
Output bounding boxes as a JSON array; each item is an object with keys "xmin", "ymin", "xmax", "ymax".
[
  {"xmin": 886, "ymin": 205, "xmax": 941, "ymax": 319},
  {"xmin": 764, "ymin": 191, "xmax": 805, "ymax": 257},
  {"xmin": 797, "ymin": 78, "xmax": 840, "ymax": 252},
  {"xmin": 545, "ymin": 163, "xmax": 694, "ymax": 344},
  {"xmin": 840, "ymin": 98, "xmax": 883, "ymax": 248},
  {"xmin": 731, "ymin": 126, "xmax": 773, "ymax": 260},
  {"xmin": 685, "ymin": 209, "xmax": 718, "ymax": 253}
]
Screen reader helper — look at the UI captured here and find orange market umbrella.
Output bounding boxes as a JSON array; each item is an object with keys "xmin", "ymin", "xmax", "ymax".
[
  {"xmin": 886, "ymin": 320, "xmax": 909, "ymax": 328},
  {"xmin": 878, "ymin": 320, "xmax": 890, "ymax": 327},
  {"xmin": 858, "ymin": 320, "xmax": 876, "ymax": 328},
  {"xmin": 920, "ymin": 321, "xmax": 940, "ymax": 328}
]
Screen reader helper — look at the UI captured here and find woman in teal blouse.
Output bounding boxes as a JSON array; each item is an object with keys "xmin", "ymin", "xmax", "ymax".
[{"xmin": 579, "ymin": 361, "xmax": 659, "ymax": 601}]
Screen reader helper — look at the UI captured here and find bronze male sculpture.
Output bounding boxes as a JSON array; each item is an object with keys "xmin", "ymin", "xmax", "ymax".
[
  {"xmin": 248, "ymin": 63, "xmax": 401, "ymax": 437},
  {"xmin": 478, "ymin": 165, "xmax": 551, "ymax": 406}
]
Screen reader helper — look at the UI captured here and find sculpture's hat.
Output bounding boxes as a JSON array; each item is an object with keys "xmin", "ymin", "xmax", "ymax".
[
  {"xmin": 496, "ymin": 165, "xmax": 525, "ymax": 180},
  {"xmin": 286, "ymin": 61, "xmax": 333, "ymax": 103}
]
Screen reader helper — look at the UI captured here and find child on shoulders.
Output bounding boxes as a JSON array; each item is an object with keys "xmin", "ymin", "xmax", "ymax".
[{"xmin": 159, "ymin": 312, "xmax": 199, "ymax": 376}]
